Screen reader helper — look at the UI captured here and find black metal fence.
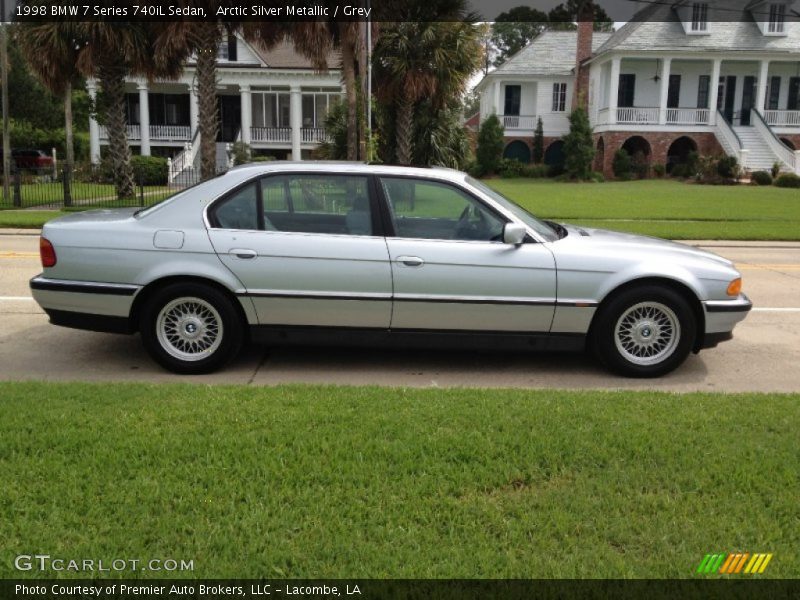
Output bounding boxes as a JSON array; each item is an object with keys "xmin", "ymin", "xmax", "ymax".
[{"xmin": 0, "ymin": 165, "xmax": 203, "ymax": 210}]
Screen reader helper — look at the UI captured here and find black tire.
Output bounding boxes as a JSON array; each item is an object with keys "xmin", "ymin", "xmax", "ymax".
[
  {"xmin": 139, "ymin": 282, "xmax": 244, "ymax": 374},
  {"xmin": 591, "ymin": 285, "xmax": 696, "ymax": 378}
]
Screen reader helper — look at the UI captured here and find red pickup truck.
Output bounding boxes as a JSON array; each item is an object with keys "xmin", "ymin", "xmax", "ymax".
[{"xmin": 0, "ymin": 149, "xmax": 54, "ymax": 170}]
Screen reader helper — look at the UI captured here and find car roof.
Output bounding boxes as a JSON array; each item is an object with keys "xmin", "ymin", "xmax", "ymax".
[{"xmin": 226, "ymin": 161, "xmax": 468, "ymax": 183}]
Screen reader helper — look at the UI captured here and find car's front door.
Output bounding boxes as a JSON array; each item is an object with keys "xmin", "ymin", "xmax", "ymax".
[
  {"xmin": 207, "ymin": 173, "xmax": 392, "ymax": 328},
  {"xmin": 378, "ymin": 176, "xmax": 557, "ymax": 333}
]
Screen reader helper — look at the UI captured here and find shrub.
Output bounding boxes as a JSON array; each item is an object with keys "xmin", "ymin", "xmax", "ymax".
[
  {"xmin": 131, "ymin": 155, "xmax": 168, "ymax": 185},
  {"xmin": 521, "ymin": 164, "xmax": 550, "ymax": 178},
  {"xmin": 532, "ymin": 117, "xmax": 544, "ymax": 164},
  {"xmin": 612, "ymin": 149, "xmax": 632, "ymax": 180},
  {"xmin": 771, "ymin": 162, "xmax": 782, "ymax": 179},
  {"xmin": 498, "ymin": 158, "xmax": 525, "ymax": 178},
  {"xmin": 631, "ymin": 151, "xmax": 649, "ymax": 179},
  {"xmin": 751, "ymin": 171, "xmax": 773, "ymax": 186},
  {"xmin": 589, "ymin": 171, "xmax": 605, "ymax": 183},
  {"xmin": 716, "ymin": 156, "xmax": 739, "ymax": 181},
  {"xmin": 775, "ymin": 173, "xmax": 800, "ymax": 188},
  {"xmin": 652, "ymin": 164, "xmax": 666, "ymax": 178},
  {"xmin": 250, "ymin": 154, "xmax": 276, "ymax": 162},
  {"xmin": 562, "ymin": 107, "xmax": 595, "ymax": 180},
  {"xmin": 671, "ymin": 163, "xmax": 690, "ymax": 178},
  {"xmin": 686, "ymin": 151, "xmax": 700, "ymax": 176},
  {"xmin": 230, "ymin": 141, "xmax": 251, "ymax": 166},
  {"xmin": 475, "ymin": 114, "xmax": 504, "ymax": 175}
]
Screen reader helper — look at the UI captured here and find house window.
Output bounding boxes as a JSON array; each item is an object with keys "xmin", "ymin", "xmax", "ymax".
[
  {"xmin": 697, "ymin": 75, "xmax": 710, "ymax": 108},
  {"xmin": 768, "ymin": 76, "xmax": 781, "ymax": 110},
  {"xmin": 667, "ymin": 75, "xmax": 681, "ymax": 109},
  {"xmin": 691, "ymin": 3, "xmax": 709, "ymax": 32},
  {"xmin": 552, "ymin": 83, "xmax": 567, "ymax": 112},
  {"xmin": 217, "ymin": 35, "xmax": 237, "ymax": 61},
  {"xmin": 617, "ymin": 74, "xmax": 636, "ymax": 108},
  {"xmin": 301, "ymin": 92, "xmax": 341, "ymax": 128},
  {"xmin": 504, "ymin": 85, "xmax": 521, "ymax": 116},
  {"xmin": 768, "ymin": 3, "xmax": 786, "ymax": 34}
]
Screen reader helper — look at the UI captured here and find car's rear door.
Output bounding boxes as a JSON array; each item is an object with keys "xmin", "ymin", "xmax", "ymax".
[
  {"xmin": 378, "ymin": 176, "xmax": 557, "ymax": 333},
  {"xmin": 207, "ymin": 172, "xmax": 392, "ymax": 328}
]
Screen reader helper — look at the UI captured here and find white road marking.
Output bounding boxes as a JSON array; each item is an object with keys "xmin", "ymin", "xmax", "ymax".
[
  {"xmin": 0, "ymin": 296, "xmax": 35, "ymax": 301},
  {"xmin": 751, "ymin": 308, "xmax": 800, "ymax": 313}
]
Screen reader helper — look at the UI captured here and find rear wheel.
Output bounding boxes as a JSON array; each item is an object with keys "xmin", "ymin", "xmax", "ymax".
[
  {"xmin": 591, "ymin": 285, "xmax": 696, "ymax": 377},
  {"xmin": 140, "ymin": 283, "xmax": 243, "ymax": 374}
]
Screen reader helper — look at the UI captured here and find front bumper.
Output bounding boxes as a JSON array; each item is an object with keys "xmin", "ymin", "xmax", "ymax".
[{"xmin": 699, "ymin": 294, "xmax": 753, "ymax": 349}]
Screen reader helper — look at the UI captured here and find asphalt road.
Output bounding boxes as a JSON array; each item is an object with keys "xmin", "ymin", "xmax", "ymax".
[{"xmin": 2, "ymin": 231, "xmax": 799, "ymax": 392}]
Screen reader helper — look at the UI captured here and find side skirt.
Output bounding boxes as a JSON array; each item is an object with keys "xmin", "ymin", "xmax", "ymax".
[{"xmin": 250, "ymin": 325, "xmax": 586, "ymax": 353}]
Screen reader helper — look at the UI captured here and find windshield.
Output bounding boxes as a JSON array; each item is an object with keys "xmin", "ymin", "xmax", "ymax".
[{"xmin": 466, "ymin": 177, "xmax": 561, "ymax": 243}]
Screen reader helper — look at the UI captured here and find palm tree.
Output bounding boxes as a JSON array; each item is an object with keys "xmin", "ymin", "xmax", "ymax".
[
  {"xmin": 374, "ymin": 6, "xmax": 482, "ymax": 165},
  {"xmin": 71, "ymin": 23, "xmax": 178, "ymax": 198},
  {"xmin": 16, "ymin": 21, "xmax": 82, "ymax": 177}
]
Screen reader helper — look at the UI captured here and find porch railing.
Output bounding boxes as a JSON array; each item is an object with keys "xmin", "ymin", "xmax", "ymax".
[
  {"xmin": 301, "ymin": 127, "xmax": 328, "ymax": 143},
  {"xmin": 666, "ymin": 108, "xmax": 710, "ymax": 125},
  {"xmin": 714, "ymin": 110, "xmax": 748, "ymax": 169},
  {"xmin": 616, "ymin": 107, "xmax": 659, "ymax": 125},
  {"xmin": 149, "ymin": 125, "xmax": 191, "ymax": 140},
  {"xmin": 753, "ymin": 109, "xmax": 800, "ymax": 174},
  {"xmin": 251, "ymin": 127, "xmax": 291, "ymax": 143},
  {"xmin": 763, "ymin": 110, "xmax": 800, "ymax": 127},
  {"xmin": 500, "ymin": 115, "xmax": 538, "ymax": 130}
]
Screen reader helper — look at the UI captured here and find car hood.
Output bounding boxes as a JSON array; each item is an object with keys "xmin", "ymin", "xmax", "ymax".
[{"xmin": 561, "ymin": 224, "xmax": 734, "ymax": 268}]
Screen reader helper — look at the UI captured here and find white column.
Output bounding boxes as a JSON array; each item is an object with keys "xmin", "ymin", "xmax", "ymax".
[
  {"xmin": 608, "ymin": 57, "xmax": 621, "ymax": 126},
  {"xmin": 658, "ymin": 57, "xmax": 672, "ymax": 125},
  {"xmin": 240, "ymin": 84, "xmax": 252, "ymax": 145},
  {"xmin": 290, "ymin": 85, "xmax": 302, "ymax": 161},
  {"xmin": 189, "ymin": 85, "xmax": 199, "ymax": 139},
  {"xmin": 494, "ymin": 80, "xmax": 501, "ymax": 115},
  {"xmin": 137, "ymin": 82, "xmax": 150, "ymax": 156},
  {"xmin": 757, "ymin": 60, "xmax": 770, "ymax": 114},
  {"xmin": 87, "ymin": 80, "xmax": 101, "ymax": 164},
  {"xmin": 709, "ymin": 59, "xmax": 722, "ymax": 126}
]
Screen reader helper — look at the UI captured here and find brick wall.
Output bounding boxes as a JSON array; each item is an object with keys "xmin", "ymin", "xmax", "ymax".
[
  {"xmin": 503, "ymin": 136, "xmax": 562, "ymax": 163},
  {"xmin": 594, "ymin": 131, "xmax": 725, "ymax": 178}
]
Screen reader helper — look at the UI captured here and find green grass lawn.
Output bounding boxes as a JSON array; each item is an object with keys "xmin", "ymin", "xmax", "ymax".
[
  {"xmin": 1, "ymin": 382, "xmax": 797, "ymax": 579},
  {"xmin": 1, "ymin": 179, "xmax": 798, "ymax": 240},
  {"xmin": 485, "ymin": 179, "xmax": 800, "ymax": 240}
]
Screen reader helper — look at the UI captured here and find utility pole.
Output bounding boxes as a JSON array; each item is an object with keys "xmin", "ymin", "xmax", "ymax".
[
  {"xmin": 366, "ymin": 0, "xmax": 372, "ymax": 162},
  {"xmin": 0, "ymin": 0, "xmax": 10, "ymax": 204}
]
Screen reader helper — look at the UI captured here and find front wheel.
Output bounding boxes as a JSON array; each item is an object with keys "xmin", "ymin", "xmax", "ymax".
[
  {"xmin": 591, "ymin": 286, "xmax": 696, "ymax": 378},
  {"xmin": 140, "ymin": 283, "xmax": 244, "ymax": 374}
]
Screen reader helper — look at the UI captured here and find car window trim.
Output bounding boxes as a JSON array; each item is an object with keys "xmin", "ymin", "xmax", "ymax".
[{"xmin": 373, "ymin": 173, "xmax": 511, "ymax": 242}]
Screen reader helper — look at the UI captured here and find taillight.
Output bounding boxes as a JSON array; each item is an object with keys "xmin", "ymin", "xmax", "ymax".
[{"xmin": 40, "ymin": 237, "xmax": 57, "ymax": 267}]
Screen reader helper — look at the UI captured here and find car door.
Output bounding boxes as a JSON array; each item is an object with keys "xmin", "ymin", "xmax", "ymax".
[
  {"xmin": 378, "ymin": 176, "xmax": 557, "ymax": 333},
  {"xmin": 206, "ymin": 173, "xmax": 392, "ymax": 328}
]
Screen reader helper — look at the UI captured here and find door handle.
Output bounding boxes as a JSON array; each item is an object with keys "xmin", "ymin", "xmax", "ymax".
[
  {"xmin": 396, "ymin": 256, "xmax": 424, "ymax": 267},
  {"xmin": 230, "ymin": 248, "xmax": 257, "ymax": 259}
]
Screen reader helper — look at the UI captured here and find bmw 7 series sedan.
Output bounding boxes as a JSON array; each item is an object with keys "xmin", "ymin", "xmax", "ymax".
[{"xmin": 30, "ymin": 163, "xmax": 752, "ymax": 377}]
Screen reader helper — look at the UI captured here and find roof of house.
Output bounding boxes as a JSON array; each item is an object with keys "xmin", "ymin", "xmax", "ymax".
[
  {"xmin": 594, "ymin": 1, "xmax": 800, "ymax": 56},
  {"xmin": 249, "ymin": 39, "xmax": 341, "ymax": 70},
  {"xmin": 490, "ymin": 31, "xmax": 614, "ymax": 77}
]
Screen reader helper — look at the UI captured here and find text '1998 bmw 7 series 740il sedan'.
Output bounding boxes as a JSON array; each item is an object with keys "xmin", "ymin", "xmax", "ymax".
[{"xmin": 30, "ymin": 163, "xmax": 752, "ymax": 377}]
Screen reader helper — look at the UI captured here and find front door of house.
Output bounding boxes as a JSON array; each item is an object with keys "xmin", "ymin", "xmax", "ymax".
[
  {"xmin": 217, "ymin": 96, "xmax": 241, "ymax": 142},
  {"xmin": 741, "ymin": 76, "xmax": 756, "ymax": 126},
  {"xmin": 720, "ymin": 76, "xmax": 737, "ymax": 124}
]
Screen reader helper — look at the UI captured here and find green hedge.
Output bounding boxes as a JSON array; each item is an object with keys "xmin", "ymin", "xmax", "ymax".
[
  {"xmin": 774, "ymin": 173, "xmax": 800, "ymax": 189},
  {"xmin": 131, "ymin": 155, "xmax": 168, "ymax": 185}
]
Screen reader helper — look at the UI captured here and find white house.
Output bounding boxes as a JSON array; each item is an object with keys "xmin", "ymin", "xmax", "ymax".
[
  {"xmin": 477, "ymin": 0, "xmax": 800, "ymax": 175},
  {"xmin": 87, "ymin": 34, "xmax": 343, "ymax": 176}
]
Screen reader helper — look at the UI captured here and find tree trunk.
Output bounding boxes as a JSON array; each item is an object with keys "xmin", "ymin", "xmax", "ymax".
[
  {"xmin": 196, "ymin": 23, "xmax": 221, "ymax": 180},
  {"xmin": 340, "ymin": 27, "xmax": 358, "ymax": 162},
  {"xmin": 98, "ymin": 63, "xmax": 134, "ymax": 199},
  {"xmin": 64, "ymin": 82, "xmax": 74, "ymax": 170},
  {"xmin": 396, "ymin": 92, "xmax": 414, "ymax": 166}
]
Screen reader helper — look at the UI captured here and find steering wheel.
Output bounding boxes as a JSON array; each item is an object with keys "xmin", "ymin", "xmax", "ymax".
[{"xmin": 455, "ymin": 205, "xmax": 488, "ymax": 240}]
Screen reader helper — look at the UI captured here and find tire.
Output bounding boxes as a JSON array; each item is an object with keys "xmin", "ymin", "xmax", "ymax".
[
  {"xmin": 139, "ymin": 282, "xmax": 244, "ymax": 374},
  {"xmin": 591, "ymin": 285, "xmax": 696, "ymax": 378}
]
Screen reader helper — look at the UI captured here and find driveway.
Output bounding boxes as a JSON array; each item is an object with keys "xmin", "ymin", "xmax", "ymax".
[{"xmin": 1, "ymin": 232, "xmax": 799, "ymax": 392}]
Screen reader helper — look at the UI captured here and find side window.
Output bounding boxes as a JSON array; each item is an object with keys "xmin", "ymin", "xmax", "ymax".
[
  {"xmin": 262, "ymin": 174, "xmax": 373, "ymax": 236},
  {"xmin": 380, "ymin": 178, "xmax": 505, "ymax": 242},
  {"xmin": 210, "ymin": 183, "xmax": 259, "ymax": 230}
]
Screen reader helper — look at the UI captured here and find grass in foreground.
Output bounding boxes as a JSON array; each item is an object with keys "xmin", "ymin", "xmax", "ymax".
[{"xmin": 1, "ymin": 382, "xmax": 797, "ymax": 579}]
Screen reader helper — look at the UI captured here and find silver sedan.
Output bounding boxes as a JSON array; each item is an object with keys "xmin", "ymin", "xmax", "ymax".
[{"xmin": 30, "ymin": 163, "xmax": 751, "ymax": 377}]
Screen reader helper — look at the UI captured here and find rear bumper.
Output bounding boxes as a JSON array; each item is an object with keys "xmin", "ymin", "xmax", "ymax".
[
  {"xmin": 699, "ymin": 294, "xmax": 752, "ymax": 349},
  {"xmin": 30, "ymin": 275, "xmax": 139, "ymax": 331}
]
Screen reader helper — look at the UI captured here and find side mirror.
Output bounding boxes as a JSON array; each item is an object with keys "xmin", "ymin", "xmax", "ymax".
[{"xmin": 503, "ymin": 223, "xmax": 527, "ymax": 245}]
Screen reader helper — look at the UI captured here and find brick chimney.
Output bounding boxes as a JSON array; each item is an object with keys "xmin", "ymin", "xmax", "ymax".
[{"xmin": 573, "ymin": 2, "xmax": 594, "ymax": 111}]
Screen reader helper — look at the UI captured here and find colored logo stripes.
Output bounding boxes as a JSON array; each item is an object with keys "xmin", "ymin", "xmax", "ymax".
[{"xmin": 697, "ymin": 553, "xmax": 773, "ymax": 575}]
